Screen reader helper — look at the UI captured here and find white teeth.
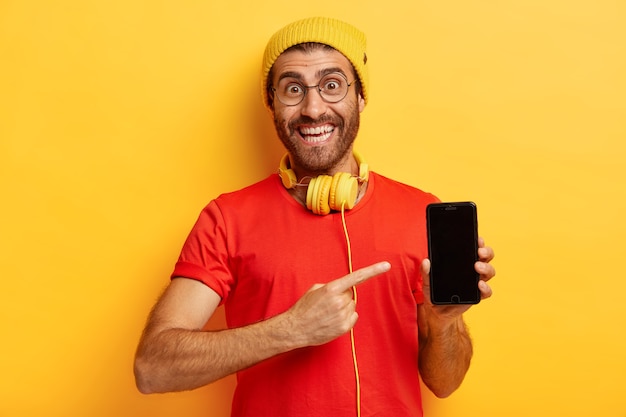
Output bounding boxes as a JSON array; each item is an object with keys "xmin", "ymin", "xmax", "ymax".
[
  {"xmin": 300, "ymin": 125, "xmax": 334, "ymax": 142},
  {"xmin": 301, "ymin": 125, "xmax": 333, "ymax": 135}
]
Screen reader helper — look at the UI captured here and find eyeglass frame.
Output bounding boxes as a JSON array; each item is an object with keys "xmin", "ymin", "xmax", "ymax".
[{"xmin": 270, "ymin": 72, "xmax": 359, "ymax": 106}]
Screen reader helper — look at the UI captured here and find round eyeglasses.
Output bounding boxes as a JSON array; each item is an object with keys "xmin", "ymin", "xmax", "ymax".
[{"xmin": 271, "ymin": 72, "xmax": 358, "ymax": 106}]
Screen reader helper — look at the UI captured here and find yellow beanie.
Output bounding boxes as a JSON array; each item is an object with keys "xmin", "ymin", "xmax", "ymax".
[{"xmin": 261, "ymin": 17, "xmax": 369, "ymax": 109}]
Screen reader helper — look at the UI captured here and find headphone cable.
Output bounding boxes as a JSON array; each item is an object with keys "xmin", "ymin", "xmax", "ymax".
[{"xmin": 341, "ymin": 201, "xmax": 362, "ymax": 417}]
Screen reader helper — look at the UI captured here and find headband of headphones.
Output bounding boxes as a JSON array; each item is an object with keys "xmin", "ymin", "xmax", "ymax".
[{"xmin": 278, "ymin": 151, "xmax": 369, "ymax": 189}]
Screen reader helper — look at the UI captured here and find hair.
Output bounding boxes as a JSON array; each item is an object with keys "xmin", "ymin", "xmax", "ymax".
[{"xmin": 266, "ymin": 42, "xmax": 362, "ymax": 108}]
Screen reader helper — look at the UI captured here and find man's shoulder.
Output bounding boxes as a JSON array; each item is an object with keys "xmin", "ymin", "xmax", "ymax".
[
  {"xmin": 371, "ymin": 172, "xmax": 439, "ymax": 204},
  {"xmin": 197, "ymin": 175, "xmax": 285, "ymax": 224},
  {"xmin": 216, "ymin": 175, "xmax": 279, "ymax": 202}
]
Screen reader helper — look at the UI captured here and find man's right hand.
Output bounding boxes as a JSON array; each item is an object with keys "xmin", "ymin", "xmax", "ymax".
[{"xmin": 283, "ymin": 261, "xmax": 391, "ymax": 347}]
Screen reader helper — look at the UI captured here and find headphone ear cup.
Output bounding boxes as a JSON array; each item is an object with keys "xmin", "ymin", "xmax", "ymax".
[
  {"xmin": 279, "ymin": 151, "xmax": 367, "ymax": 215},
  {"xmin": 329, "ymin": 172, "xmax": 359, "ymax": 211},
  {"xmin": 306, "ymin": 175, "xmax": 332, "ymax": 215},
  {"xmin": 278, "ymin": 153, "xmax": 298, "ymax": 189}
]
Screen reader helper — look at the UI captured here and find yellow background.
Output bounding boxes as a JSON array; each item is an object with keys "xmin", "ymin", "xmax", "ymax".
[{"xmin": 1, "ymin": 0, "xmax": 625, "ymax": 416}]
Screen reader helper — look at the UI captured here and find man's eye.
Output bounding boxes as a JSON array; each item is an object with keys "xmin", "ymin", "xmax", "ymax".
[
  {"xmin": 285, "ymin": 84, "xmax": 303, "ymax": 95},
  {"xmin": 324, "ymin": 80, "xmax": 340, "ymax": 90}
]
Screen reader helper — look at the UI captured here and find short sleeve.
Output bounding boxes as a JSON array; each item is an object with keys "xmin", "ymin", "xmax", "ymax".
[{"xmin": 171, "ymin": 201, "xmax": 235, "ymax": 303}]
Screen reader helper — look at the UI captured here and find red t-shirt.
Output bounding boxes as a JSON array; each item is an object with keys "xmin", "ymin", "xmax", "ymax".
[{"xmin": 173, "ymin": 172, "xmax": 438, "ymax": 417}]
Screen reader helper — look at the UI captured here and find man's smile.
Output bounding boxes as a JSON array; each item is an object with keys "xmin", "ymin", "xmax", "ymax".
[{"xmin": 298, "ymin": 124, "xmax": 335, "ymax": 144}]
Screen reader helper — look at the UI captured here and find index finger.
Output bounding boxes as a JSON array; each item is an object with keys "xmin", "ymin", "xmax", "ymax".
[
  {"xmin": 326, "ymin": 261, "xmax": 391, "ymax": 293},
  {"xmin": 477, "ymin": 237, "xmax": 495, "ymax": 263}
]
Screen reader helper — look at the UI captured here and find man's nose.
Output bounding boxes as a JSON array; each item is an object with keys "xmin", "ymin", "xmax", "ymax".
[{"xmin": 300, "ymin": 87, "xmax": 328, "ymax": 119}]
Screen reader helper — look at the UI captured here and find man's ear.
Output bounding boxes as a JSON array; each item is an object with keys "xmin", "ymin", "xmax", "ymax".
[
  {"xmin": 358, "ymin": 92, "xmax": 365, "ymax": 113},
  {"xmin": 268, "ymin": 99, "xmax": 275, "ymax": 116},
  {"xmin": 267, "ymin": 88, "xmax": 276, "ymax": 114}
]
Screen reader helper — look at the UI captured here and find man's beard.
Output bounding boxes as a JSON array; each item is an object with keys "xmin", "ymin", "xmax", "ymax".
[{"xmin": 273, "ymin": 105, "xmax": 361, "ymax": 175}]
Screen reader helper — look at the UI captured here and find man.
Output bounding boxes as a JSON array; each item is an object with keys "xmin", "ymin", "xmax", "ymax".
[{"xmin": 134, "ymin": 17, "xmax": 496, "ymax": 417}]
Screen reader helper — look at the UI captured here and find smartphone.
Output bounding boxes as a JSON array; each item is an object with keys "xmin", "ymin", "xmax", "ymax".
[{"xmin": 426, "ymin": 202, "xmax": 480, "ymax": 305}]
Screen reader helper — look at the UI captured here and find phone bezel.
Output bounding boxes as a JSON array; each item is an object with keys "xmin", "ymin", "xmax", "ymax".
[{"xmin": 426, "ymin": 201, "xmax": 480, "ymax": 305}]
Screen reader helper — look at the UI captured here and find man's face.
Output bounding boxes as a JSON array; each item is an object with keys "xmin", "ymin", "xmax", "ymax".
[{"xmin": 269, "ymin": 47, "xmax": 365, "ymax": 175}]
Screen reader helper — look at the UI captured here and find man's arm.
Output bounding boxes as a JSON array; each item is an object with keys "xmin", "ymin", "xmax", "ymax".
[
  {"xmin": 417, "ymin": 239, "xmax": 495, "ymax": 398},
  {"xmin": 417, "ymin": 304, "xmax": 473, "ymax": 398},
  {"xmin": 133, "ymin": 262, "xmax": 391, "ymax": 394},
  {"xmin": 134, "ymin": 278, "xmax": 299, "ymax": 393}
]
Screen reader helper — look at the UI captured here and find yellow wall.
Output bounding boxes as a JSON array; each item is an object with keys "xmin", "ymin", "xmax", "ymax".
[{"xmin": 1, "ymin": 1, "xmax": 624, "ymax": 416}]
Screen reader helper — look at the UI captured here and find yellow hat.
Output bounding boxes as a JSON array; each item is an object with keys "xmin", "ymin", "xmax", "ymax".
[{"xmin": 261, "ymin": 17, "xmax": 369, "ymax": 110}]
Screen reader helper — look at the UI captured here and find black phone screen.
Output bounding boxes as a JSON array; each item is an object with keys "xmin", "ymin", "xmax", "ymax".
[{"xmin": 426, "ymin": 202, "xmax": 480, "ymax": 304}]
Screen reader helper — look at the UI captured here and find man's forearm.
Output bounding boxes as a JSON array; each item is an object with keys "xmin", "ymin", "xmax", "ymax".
[
  {"xmin": 134, "ymin": 313, "xmax": 299, "ymax": 394},
  {"xmin": 418, "ymin": 316, "xmax": 473, "ymax": 398}
]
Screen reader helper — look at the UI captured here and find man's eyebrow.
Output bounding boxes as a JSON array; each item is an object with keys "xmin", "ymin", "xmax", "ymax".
[
  {"xmin": 277, "ymin": 71, "xmax": 304, "ymax": 82},
  {"xmin": 317, "ymin": 67, "xmax": 348, "ymax": 79},
  {"xmin": 276, "ymin": 67, "xmax": 351, "ymax": 84}
]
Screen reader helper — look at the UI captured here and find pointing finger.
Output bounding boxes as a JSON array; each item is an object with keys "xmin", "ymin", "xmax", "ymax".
[{"xmin": 327, "ymin": 262, "xmax": 391, "ymax": 293}]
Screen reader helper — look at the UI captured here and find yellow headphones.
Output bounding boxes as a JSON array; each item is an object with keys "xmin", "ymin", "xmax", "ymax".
[{"xmin": 278, "ymin": 151, "xmax": 369, "ymax": 215}]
